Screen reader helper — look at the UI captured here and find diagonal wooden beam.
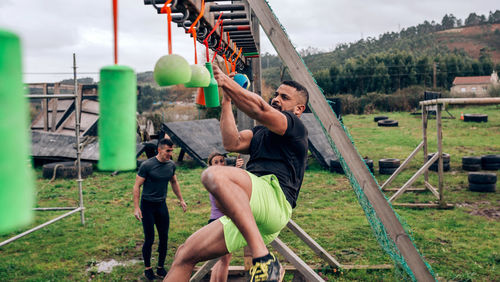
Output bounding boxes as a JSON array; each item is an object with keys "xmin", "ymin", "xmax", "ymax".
[{"xmin": 246, "ymin": 0, "xmax": 434, "ymax": 280}]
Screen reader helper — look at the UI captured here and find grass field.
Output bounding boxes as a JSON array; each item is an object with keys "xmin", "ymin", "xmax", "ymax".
[{"xmin": 0, "ymin": 105, "xmax": 498, "ymax": 281}]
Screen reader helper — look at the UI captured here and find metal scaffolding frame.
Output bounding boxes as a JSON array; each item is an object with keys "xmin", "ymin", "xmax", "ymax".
[{"xmin": 0, "ymin": 54, "xmax": 85, "ymax": 247}]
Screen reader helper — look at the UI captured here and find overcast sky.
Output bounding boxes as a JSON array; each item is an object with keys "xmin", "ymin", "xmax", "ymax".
[{"xmin": 0, "ymin": 0, "xmax": 497, "ymax": 83}]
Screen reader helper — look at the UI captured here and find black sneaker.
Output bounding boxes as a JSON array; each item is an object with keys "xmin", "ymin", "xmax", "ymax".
[
  {"xmin": 156, "ymin": 267, "xmax": 167, "ymax": 278},
  {"xmin": 248, "ymin": 252, "xmax": 284, "ymax": 282},
  {"xmin": 144, "ymin": 268, "xmax": 156, "ymax": 281}
]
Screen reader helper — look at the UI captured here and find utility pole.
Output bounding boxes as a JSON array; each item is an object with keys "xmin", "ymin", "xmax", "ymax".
[{"xmin": 433, "ymin": 62, "xmax": 437, "ymax": 89}]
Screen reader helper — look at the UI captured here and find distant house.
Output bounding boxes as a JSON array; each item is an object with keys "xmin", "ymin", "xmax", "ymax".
[{"xmin": 450, "ymin": 72, "xmax": 499, "ymax": 97}]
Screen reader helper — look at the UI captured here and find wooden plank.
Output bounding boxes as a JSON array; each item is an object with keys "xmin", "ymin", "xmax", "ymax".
[
  {"xmin": 190, "ymin": 258, "xmax": 219, "ymax": 282},
  {"xmin": 342, "ymin": 264, "xmax": 393, "ymax": 270},
  {"xmin": 42, "ymin": 83, "xmax": 48, "ymax": 131},
  {"xmin": 436, "ymin": 104, "xmax": 445, "ymax": 207},
  {"xmin": 424, "ymin": 181, "xmax": 440, "ymax": 199},
  {"xmin": 270, "ymin": 238, "xmax": 324, "ymax": 282},
  {"xmin": 381, "ymin": 141, "xmax": 423, "ymax": 190},
  {"xmin": 389, "ymin": 153, "xmax": 440, "ymax": 202},
  {"xmin": 393, "ymin": 203, "xmax": 454, "ymax": 209},
  {"xmin": 384, "ymin": 188, "xmax": 427, "ymax": 192},
  {"xmin": 286, "ymin": 220, "xmax": 342, "ymax": 269},
  {"xmin": 247, "ymin": 1, "xmax": 434, "ymax": 280}
]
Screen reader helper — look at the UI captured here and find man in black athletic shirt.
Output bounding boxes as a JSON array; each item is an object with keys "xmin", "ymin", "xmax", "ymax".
[
  {"xmin": 164, "ymin": 66, "xmax": 309, "ymax": 282},
  {"xmin": 133, "ymin": 138, "xmax": 187, "ymax": 280}
]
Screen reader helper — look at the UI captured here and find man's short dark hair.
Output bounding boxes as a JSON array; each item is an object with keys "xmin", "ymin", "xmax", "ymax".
[
  {"xmin": 157, "ymin": 138, "xmax": 173, "ymax": 149},
  {"xmin": 281, "ymin": 80, "xmax": 309, "ymax": 105}
]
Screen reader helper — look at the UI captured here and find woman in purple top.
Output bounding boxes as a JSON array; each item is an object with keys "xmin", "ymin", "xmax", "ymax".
[{"xmin": 207, "ymin": 152, "xmax": 243, "ymax": 282}]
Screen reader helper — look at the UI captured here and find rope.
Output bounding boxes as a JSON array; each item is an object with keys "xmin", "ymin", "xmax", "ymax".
[
  {"xmin": 160, "ymin": 0, "xmax": 173, "ymax": 54},
  {"xmin": 112, "ymin": 0, "xmax": 118, "ymax": 64}
]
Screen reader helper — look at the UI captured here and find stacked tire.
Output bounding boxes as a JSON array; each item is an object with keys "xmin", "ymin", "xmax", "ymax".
[
  {"xmin": 468, "ymin": 172, "xmax": 497, "ymax": 192},
  {"xmin": 364, "ymin": 158, "xmax": 374, "ymax": 174},
  {"xmin": 481, "ymin": 155, "xmax": 500, "ymax": 171},
  {"xmin": 42, "ymin": 161, "xmax": 94, "ymax": 179},
  {"xmin": 379, "ymin": 158, "xmax": 400, "ymax": 175},
  {"xmin": 462, "ymin": 156, "xmax": 481, "ymax": 171},
  {"xmin": 427, "ymin": 153, "xmax": 451, "ymax": 172}
]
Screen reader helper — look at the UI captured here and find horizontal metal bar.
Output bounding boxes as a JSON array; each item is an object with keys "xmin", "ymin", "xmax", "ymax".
[
  {"xmin": 228, "ymin": 33, "xmax": 253, "ymax": 38},
  {"xmin": 27, "ymin": 94, "xmax": 76, "ymax": 99},
  {"xmin": 213, "ymin": 13, "xmax": 247, "ymax": 19},
  {"xmin": 228, "ymin": 30, "xmax": 252, "ymax": 35},
  {"xmin": 0, "ymin": 207, "xmax": 83, "ymax": 247},
  {"xmin": 34, "ymin": 207, "xmax": 78, "ymax": 211},
  {"xmin": 209, "ymin": 4, "xmax": 245, "ymax": 12},
  {"xmin": 221, "ymin": 19, "xmax": 250, "ymax": 26},
  {"xmin": 224, "ymin": 26, "xmax": 250, "ymax": 31}
]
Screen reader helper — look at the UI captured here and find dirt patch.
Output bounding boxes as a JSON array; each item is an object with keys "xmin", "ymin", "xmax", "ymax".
[{"xmin": 456, "ymin": 201, "xmax": 500, "ymax": 220}]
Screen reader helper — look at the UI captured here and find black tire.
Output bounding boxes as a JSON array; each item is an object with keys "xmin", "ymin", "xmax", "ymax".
[
  {"xmin": 364, "ymin": 158, "xmax": 374, "ymax": 174},
  {"xmin": 469, "ymin": 183, "xmax": 496, "ymax": 192},
  {"xmin": 427, "ymin": 153, "xmax": 450, "ymax": 164},
  {"xmin": 468, "ymin": 172, "xmax": 497, "ymax": 184},
  {"xmin": 462, "ymin": 164, "xmax": 481, "ymax": 171},
  {"xmin": 378, "ymin": 119, "xmax": 398, "ymax": 127},
  {"xmin": 374, "ymin": 116, "xmax": 388, "ymax": 122},
  {"xmin": 482, "ymin": 163, "xmax": 500, "ymax": 171},
  {"xmin": 462, "ymin": 156, "xmax": 481, "ymax": 165},
  {"xmin": 42, "ymin": 161, "xmax": 93, "ymax": 179},
  {"xmin": 429, "ymin": 163, "xmax": 451, "ymax": 172},
  {"xmin": 464, "ymin": 114, "xmax": 488, "ymax": 122},
  {"xmin": 330, "ymin": 159, "xmax": 344, "ymax": 174},
  {"xmin": 379, "ymin": 158, "xmax": 400, "ymax": 169},
  {"xmin": 379, "ymin": 167, "xmax": 397, "ymax": 175},
  {"xmin": 481, "ymin": 155, "xmax": 500, "ymax": 164}
]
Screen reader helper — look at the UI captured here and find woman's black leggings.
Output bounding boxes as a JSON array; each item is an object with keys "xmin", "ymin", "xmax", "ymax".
[{"xmin": 141, "ymin": 199, "xmax": 170, "ymax": 268}]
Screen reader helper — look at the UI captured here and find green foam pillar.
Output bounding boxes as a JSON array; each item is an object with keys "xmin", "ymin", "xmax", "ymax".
[
  {"xmin": 0, "ymin": 29, "xmax": 35, "ymax": 234},
  {"xmin": 203, "ymin": 62, "xmax": 220, "ymax": 107},
  {"xmin": 98, "ymin": 65, "xmax": 137, "ymax": 171}
]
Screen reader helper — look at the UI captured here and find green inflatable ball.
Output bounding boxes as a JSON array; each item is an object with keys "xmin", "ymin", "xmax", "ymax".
[
  {"xmin": 184, "ymin": 64, "xmax": 210, "ymax": 88},
  {"xmin": 154, "ymin": 54, "xmax": 191, "ymax": 86}
]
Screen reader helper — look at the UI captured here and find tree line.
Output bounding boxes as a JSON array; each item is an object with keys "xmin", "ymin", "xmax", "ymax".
[{"xmin": 314, "ymin": 51, "xmax": 498, "ymax": 96}]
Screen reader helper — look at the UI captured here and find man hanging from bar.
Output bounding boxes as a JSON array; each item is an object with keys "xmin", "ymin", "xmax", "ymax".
[{"xmin": 164, "ymin": 65, "xmax": 309, "ymax": 282}]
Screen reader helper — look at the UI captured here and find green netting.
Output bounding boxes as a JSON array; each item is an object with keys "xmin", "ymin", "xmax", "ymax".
[{"xmin": 263, "ymin": 1, "xmax": 436, "ymax": 280}]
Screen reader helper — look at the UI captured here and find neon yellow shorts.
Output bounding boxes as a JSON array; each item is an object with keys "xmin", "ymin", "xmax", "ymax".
[{"xmin": 219, "ymin": 171, "xmax": 292, "ymax": 253}]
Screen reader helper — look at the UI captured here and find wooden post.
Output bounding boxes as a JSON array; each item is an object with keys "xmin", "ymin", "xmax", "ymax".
[
  {"xmin": 436, "ymin": 104, "xmax": 445, "ymax": 207},
  {"xmin": 42, "ymin": 83, "xmax": 48, "ymax": 131},
  {"xmin": 243, "ymin": 246, "xmax": 252, "ymax": 271},
  {"xmin": 51, "ymin": 83, "xmax": 60, "ymax": 132},
  {"xmin": 422, "ymin": 104, "xmax": 429, "ymax": 183},
  {"xmin": 236, "ymin": 2, "xmax": 258, "ymax": 131}
]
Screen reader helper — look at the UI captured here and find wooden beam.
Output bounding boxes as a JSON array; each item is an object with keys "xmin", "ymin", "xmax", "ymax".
[
  {"xmin": 286, "ymin": 220, "xmax": 342, "ymax": 269},
  {"xmin": 393, "ymin": 203, "xmax": 454, "ymax": 209},
  {"xmin": 247, "ymin": 1, "xmax": 434, "ymax": 280},
  {"xmin": 419, "ymin": 97, "xmax": 500, "ymax": 106},
  {"xmin": 270, "ymin": 238, "xmax": 325, "ymax": 282},
  {"xmin": 190, "ymin": 258, "xmax": 220, "ymax": 282},
  {"xmin": 389, "ymin": 153, "xmax": 440, "ymax": 202},
  {"xmin": 381, "ymin": 141, "xmax": 423, "ymax": 190},
  {"xmin": 424, "ymin": 181, "xmax": 440, "ymax": 199}
]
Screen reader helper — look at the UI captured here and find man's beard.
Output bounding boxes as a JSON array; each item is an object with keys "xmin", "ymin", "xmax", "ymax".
[{"xmin": 271, "ymin": 102, "xmax": 281, "ymax": 111}]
